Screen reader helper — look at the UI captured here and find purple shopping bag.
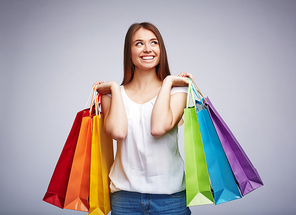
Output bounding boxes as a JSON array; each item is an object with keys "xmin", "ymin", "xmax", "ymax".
[{"xmin": 205, "ymin": 97, "xmax": 263, "ymax": 196}]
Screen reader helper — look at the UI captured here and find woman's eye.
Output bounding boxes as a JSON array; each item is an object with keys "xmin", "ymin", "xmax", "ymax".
[
  {"xmin": 136, "ymin": 42, "xmax": 143, "ymax": 46},
  {"xmin": 151, "ymin": 41, "xmax": 158, "ymax": 45}
]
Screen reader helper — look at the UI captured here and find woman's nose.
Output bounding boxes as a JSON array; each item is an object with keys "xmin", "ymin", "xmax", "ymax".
[{"xmin": 143, "ymin": 44, "xmax": 152, "ymax": 53}]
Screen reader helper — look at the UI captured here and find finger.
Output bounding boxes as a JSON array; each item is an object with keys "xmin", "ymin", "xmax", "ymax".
[
  {"xmin": 185, "ymin": 73, "xmax": 194, "ymax": 80},
  {"xmin": 93, "ymin": 81, "xmax": 104, "ymax": 87},
  {"xmin": 184, "ymin": 73, "xmax": 190, "ymax": 77},
  {"xmin": 94, "ymin": 81, "xmax": 104, "ymax": 85},
  {"xmin": 178, "ymin": 72, "xmax": 185, "ymax": 77}
]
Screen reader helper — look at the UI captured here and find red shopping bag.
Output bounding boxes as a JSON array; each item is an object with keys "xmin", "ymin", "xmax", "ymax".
[{"xmin": 43, "ymin": 108, "xmax": 89, "ymax": 208}]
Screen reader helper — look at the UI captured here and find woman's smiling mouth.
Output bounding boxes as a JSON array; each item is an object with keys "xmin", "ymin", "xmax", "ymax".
[{"xmin": 141, "ymin": 56, "xmax": 154, "ymax": 60}]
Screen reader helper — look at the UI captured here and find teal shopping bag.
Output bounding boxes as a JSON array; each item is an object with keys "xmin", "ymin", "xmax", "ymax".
[{"xmin": 191, "ymin": 81, "xmax": 241, "ymax": 204}]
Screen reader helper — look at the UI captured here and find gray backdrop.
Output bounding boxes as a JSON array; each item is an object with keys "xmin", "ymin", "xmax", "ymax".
[{"xmin": 1, "ymin": 0, "xmax": 295, "ymax": 214}]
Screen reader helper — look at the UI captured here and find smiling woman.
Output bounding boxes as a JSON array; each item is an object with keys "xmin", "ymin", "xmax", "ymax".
[
  {"xmin": 122, "ymin": 22, "xmax": 170, "ymax": 85},
  {"xmin": 94, "ymin": 22, "xmax": 193, "ymax": 215},
  {"xmin": 131, "ymin": 28, "xmax": 160, "ymax": 71}
]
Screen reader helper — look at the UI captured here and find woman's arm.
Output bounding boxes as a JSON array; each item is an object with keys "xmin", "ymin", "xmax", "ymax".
[
  {"xmin": 96, "ymin": 81, "xmax": 128, "ymax": 141},
  {"xmin": 151, "ymin": 75, "xmax": 190, "ymax": 137}
]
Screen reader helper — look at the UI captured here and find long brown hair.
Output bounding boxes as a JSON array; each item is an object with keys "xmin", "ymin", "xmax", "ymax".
[{"xmin": 121, "ymin": 22, "xmax": 171, "ymax": 85}]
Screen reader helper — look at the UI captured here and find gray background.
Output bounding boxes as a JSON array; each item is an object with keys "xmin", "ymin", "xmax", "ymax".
[{"xmin": 1, "ymin": 0, "xmax": 295, "ymax": 214}]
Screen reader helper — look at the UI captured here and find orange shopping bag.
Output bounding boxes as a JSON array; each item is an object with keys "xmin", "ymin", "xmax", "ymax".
[
  {"xmin": 43, "ymin": 108, "xmax": 89, "ymax": 209},
  {"xmin": 63, "ymin": 90, "xmax": 97, "ymax": 212},
  {"xmin": 89, "ymin": 93, "xmax": 114, "ymax": 215}
]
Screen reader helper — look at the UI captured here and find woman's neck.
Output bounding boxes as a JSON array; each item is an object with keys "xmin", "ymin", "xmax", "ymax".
[
  {"xmin": 123, "ymin": 68, "xmax": 163, "ymax": 104},
  {"xmin": 128, "ymin": 68, "xmax": 162, "ymax": 91}
]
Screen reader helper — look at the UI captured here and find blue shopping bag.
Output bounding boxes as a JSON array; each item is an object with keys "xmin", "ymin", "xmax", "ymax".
[{"xmin": 192, "ymin": 81, "xmax": 241, "ymax": 204}]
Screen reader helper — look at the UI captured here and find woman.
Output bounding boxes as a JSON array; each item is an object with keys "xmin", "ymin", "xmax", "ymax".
[{"xmin": 95, "ymin": 22, "xmax": 192, "ymax": 215}]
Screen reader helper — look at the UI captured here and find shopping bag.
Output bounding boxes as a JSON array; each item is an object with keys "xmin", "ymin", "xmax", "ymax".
[
  {"xmin": 184, "ymin": 82, "xmax": 214, "ymax": 206},
  {"xmin": 43, "ymin": 108, "xmax": 89, "ymax": 208},
  {"xmin": 63, "ymin": 114, "xmax": 92, "ymax": 211},
  {"xmin": 205, "ymin": 97, "xmax": 263, "ymax": 196},
  {"xmin": 191, "ymin": 81, "xmax": 241, "ymax": 205},
  {"xmin": 64, "ymin": 89, "xmax": 97, "ymax": 211},
  {"xmin": 89, "ymin": 93, "xmax": 114, "ymax": 215}
]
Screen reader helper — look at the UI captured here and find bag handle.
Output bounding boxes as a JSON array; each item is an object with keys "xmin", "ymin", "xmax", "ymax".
[
  {"xmin": 90, "ymin": 85, "xmax": 102, "ymax": 117},
  {"xmin": 191, "ymin": 80, "xmax": 209, "ymax": 105},
  {"xmin": 94, "ymin": 91, "xmax": 102, "ymax": 118},
  {"xmin": 186, "ymin": 79, "xmax": 202, "ymax": 109},
  {"xmin": 186, "ymin": 78, "xmax": 204, "ymax": 109},
  {"xmin": 186, "ymin": 79, "xmax": 193, "ymax": 108}
]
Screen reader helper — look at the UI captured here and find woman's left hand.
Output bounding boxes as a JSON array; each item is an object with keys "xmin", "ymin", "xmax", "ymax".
[
  {"xmin": 178, "ymin": 72, "xmax": 194, "ymax": 80},
  {"xmin": 164, "ymin": 72, "xmax": 194, "ymax": 87}
]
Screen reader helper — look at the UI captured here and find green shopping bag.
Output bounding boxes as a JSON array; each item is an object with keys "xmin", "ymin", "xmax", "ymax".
[{"xmin": 184, "ymin": 81, "xmax": 214, "ymax": 206}]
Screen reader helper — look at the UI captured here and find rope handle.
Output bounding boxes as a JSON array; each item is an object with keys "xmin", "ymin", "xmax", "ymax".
[
  {"xmin": 186, "ymin": 79, "xmax": 208, "ymax": 110},
  {"xmin": 89, "ymin": 85, "xmax": 102, "ymax": 117},
  {"xmin": 186, "ymin": 79, "xmax": 196, "ymax": 108},
  {"xmin": 191, "ymin": 80, "xmax": 209, "ymax": 105}
]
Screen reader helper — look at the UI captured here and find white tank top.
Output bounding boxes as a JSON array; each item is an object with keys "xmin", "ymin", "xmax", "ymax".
[{"xmin": 109, "ymin": 85, "xmax": 187, "ymax": 194}]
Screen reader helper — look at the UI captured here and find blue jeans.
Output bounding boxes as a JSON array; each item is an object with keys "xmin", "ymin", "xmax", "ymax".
[{"xmin": 110, "ymin": 190, "xmax": 191, "ymax": 215}]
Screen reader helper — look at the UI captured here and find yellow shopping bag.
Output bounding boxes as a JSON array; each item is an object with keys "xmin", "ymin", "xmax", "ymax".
[{"xmin": 89, "ymin": 93, "xmax": 114, "ymax": 215}]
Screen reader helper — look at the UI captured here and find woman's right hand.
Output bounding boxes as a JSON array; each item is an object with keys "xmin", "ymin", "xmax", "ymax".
[
  {"xmin": 93, "ymin": 80, "xmax": 127, "ymax": 141},
  {"xmin": 93, "ymin": 81, "xmax": 119, "ymax": 95}
]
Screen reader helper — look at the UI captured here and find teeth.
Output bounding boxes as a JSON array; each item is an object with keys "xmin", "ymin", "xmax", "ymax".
[{"xmin": 142, "ymin": 56, "xmax": 154, "ymax": 60}]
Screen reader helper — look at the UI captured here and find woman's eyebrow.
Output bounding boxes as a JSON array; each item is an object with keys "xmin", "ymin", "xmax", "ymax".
[
  {"xmin": 133, "ymin": 38, "xmax": 158, "ymax": 43},
  {"xmin": 133, "ymin": 39, "xmax": 143, "ymax": 43}
]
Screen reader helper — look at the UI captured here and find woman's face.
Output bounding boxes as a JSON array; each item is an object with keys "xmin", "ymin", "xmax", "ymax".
[{"xmin": 131, "ymin": 28, "xmax": 160, "ymax": 71}]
